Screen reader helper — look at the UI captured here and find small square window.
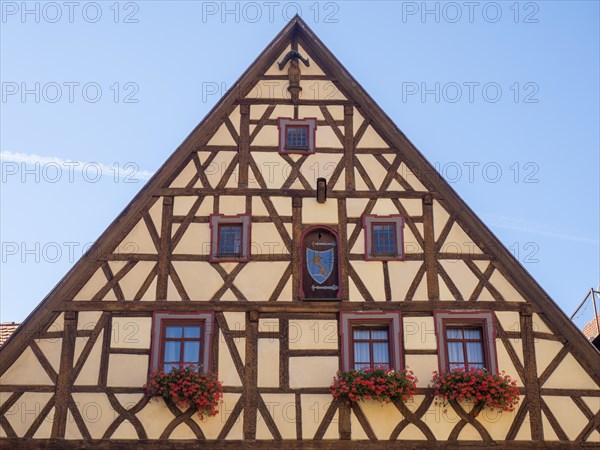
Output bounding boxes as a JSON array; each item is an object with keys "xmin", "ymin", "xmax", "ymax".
[
  {"xmin": 340, "ymin": 312, "xmax": 402, "ymax": 371},
  {"xmin": 209, "ymin": 214, "xmax": 251, "ymax": 262},
  {"xmin": 218, "ymin": 223, "xmax": 243, "ymax": 257},
  {"xmin": 278, "ymin": 118, "xmax": 317, "ymax": 154},
  {"xmin": 372, "ymin": 223, "xmax": 397, "ymax": 256},
  {"xmin": 363, "ymin": 215, "xmax": 404, "ymax": 261},
  {"xmin": 150, "ymin": 312, "xmax": 214, "ymax": 374},
  {"xmin": 434, "ymin": 311, "xmax": 498, "ymax": 374},
  {"xmin": 286, "ymin": 125, "xmax": 308, "ymax": 149}
]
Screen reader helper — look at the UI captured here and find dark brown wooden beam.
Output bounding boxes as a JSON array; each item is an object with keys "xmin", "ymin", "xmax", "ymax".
[
  {"xmin": 198, "ymin": 145, "xmax": 395, "ymax": 154},
  {"xmin": 260, "ymin": 75, "xmax": 335, "ymax": 81},
  {"xmin": 156, "ymin": 196, "xmax": 173, "ymax": 301},
  {"xmin": 98, "ymin": 252, "xmax": 491, "ymax": 263},
  {"xmin": 237, "ymin": 98, "xmax": 352, "ymax": 106},
  {"xmin": 338, "ymin": 198, "xmax": 350, "ymax": 302},
  {"xmin": 50, "ymin": 311, "xmax": 77, "ymax": 438},
  {"xmin": 404, "ymin": 349, "xmax": 438, "ymax": 355},
  {"xmin": 422, "ymin": 195, "xmax": 439, "ymax": 301},
  {"xmin": 280, "ymin": 319, "xmax": 289, "ymax": 388},
  {"xmin": 521, "ymin": 305, "xmax": 544, "ymax": 441},
  {"xmin": 249, "ymin": 119, "xmax": 343, "ymax": 127},
  {"xmin": 60, "ymin": 300, "xmax": 534, "ymax": 313},
  {"xmin": 238, "ymin": 104, "xmax": 250, "ymax": 187},
  {"xmin": 291, "ymin": 197, "xmax": 302, "ymax": 302},
  {"xmin": 2, "ymin": 439, "xmax": 599, "ymax": 449},
  {"xmin": 243, "ymin": 312, "xmax": 258, "ymax": 439},
  {"xmin": 343, "ymin": 105, "xmax": 355, "ymax": 190},
  {"xmin": 155, "ymin": 187, "xmax": 433, "ymax": 199}
]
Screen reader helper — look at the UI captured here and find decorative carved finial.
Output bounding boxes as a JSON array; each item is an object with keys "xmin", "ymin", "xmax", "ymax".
[
  {"xmin": 277, "ymin": 50, "xmax": 310, "ymax": 70},
  {"xmin": 278, "ymin": 50, "xmax": 310, "ymax": 102}
]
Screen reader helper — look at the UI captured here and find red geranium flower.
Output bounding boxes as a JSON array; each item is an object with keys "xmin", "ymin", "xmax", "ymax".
[
  {"xmin": 430, "ymin": 368, "xmax": 520, "ymax": 413},
  {"xmin": 146, "ymin": 365, "xmax": 223, "ymax": 420},
  {"xmin": 330, "ymin": 367, "xmax": 417, "ymax": 405}
]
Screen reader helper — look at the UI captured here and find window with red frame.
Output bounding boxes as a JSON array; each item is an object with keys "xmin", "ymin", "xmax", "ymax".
[
  {"xmin": 150, "ymin": 312, "xmax": 214, "ymax": 374},
  {"xmin": 209, "ymin": 214, "xmax": 250, "ymax": 263},
  {"xmin": 351, "ymin": 325, "xmax": 391, "ymax": 370},
  {"xmin": 160, "ymin": 320, "xmax": 204, "ymax": 372},
  {"xmin": 445, "ymin": 325, "xmax": 486, "ymax": 371},
  {"xmin": 363, "ymin": 215, "xmax": 404, "ymax": 261},
  {"xmin": 340, "ymin": 312, "xmax": 403, "ymax": 371},
  {"xmin": 218, "ymin": 223, "xmax": 243, "ymax": 257},
  {"xmin": 278, "ymin": 118, "xmax": 317, "ymax": 154},
  {"xmin": 371, "ymin": 223, "xmax": 397, "ymax": 256},
  {"xmin": 286, "ymin": 125, "xmax": 308, "ymax": 149},
  {"xmin": 434, "ymin": 311, "xmax": 498, "ymax": 374}
]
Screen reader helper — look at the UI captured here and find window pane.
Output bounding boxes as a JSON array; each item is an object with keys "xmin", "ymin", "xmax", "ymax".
[
  {"xmin": 354, "ymin": 363, "xmax": 370, "ymax": 371},
  {"xmin": 373, "ymin": 224, "xmax": 396, "ymax": 255},
  {"xmin": 470, "ymin": 362, "xmax": 485, "ymax": 369},
  {"xmin": 183, "ymin": 341, "xmax": 200, "ymax": 363},
  {"xmin": 353, "ymin": 329, "xmax": 370, "ymax": 340},
  {"xmin": 183, "ymin": 326, "xmax": 201, "ymax": 338},
  {"xmin": 164, "ymin": 363, "xmax": 178, "ymax": 372},
  {"xmin": 354, "ymin": 342, "xmax": 370, "ymax": 363},
  {"xmin": 464, "ymin": 328, "xmax": 482, "ymax": 340},
  {"xmin": 449, "ymin": 363, "xmax": 466, "ymax": 371},
  {"xmin": 370, "ymin": 329, "xmax": 388, "ymax": 340},
  {"xmin": 219, "ymin": 225, "xmax": 242, "ymax": 255},
  {"xmin": 447, "ymin": 342, "xmax": 464, "ymax": 363},
  {"xmin": 286, "ymin": 126, "xmax": 307, "ymax": 148},
  {"xmin": 165, "ymin": 326, "xmax": 182, "ymax": 338},
  {"xmin": 466, "ymin": 341, "xmax": 484, "ymax": 364},
  {"xmin": 372, "ymin": 342, "xmax": 389, "ymax": 364},
  {"xmin": 446, "ymin": 328, "xmax": 463, "ymax": 339},
  {"xmin": 164, "ymin": 341, "xmax": 180, "ymax": 362}
]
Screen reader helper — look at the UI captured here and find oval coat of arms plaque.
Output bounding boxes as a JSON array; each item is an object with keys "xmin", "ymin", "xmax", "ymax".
[{"xmin": 300, "ymin": 226, "xmax": 341, "ymax": 300}]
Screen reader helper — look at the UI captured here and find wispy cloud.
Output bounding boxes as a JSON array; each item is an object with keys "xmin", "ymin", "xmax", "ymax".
[
  {"xmin": 0, "ymin": 151, "xmax": 155, "ymax": 181},
  {"xmin": 481, "ymin": 213, "xmax": 599, "ymax": 245}
]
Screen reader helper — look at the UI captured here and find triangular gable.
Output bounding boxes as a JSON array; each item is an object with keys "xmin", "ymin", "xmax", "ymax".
[{"xmin": 1, "ymin": 16, "xmax": 598, "ymax": 388}]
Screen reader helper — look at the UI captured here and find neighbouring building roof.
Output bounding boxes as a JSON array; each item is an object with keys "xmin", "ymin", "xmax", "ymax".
[
  {"xmin": 582, "ymin": 315, "xmax": 600, "ymax": 340},
  {"xmin": 0, "ymin": 322, "xmax": 20, "ymax": 347}
]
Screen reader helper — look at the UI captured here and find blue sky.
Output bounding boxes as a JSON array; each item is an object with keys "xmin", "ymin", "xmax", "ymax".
[{"xmin": 1, "ymin": 1, "xmax": 598, "ymax": 324}]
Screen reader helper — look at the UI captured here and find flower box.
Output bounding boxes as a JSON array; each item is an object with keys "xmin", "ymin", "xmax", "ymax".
[
  {"xmin": 144, "ymin": 365, "xmax": 223, "ymax": 420},
  {"xmin": 330, "ymin": 367, "xmax": 417, "ymax": 405},
  {"xmin": 431, "ymin": 368, "xmax": 520, "ymax": 414}
]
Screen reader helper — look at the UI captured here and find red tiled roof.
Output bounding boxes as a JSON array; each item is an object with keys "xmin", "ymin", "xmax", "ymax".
[
  {"xmin": 582, "ymin": 315, "xmax": 600, "ymax": 340},
  {"xmin": 0, "ymin": 322, "xmax": 20, "ymax": 347}
]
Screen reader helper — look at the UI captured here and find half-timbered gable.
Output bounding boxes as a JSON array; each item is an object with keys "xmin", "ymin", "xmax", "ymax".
[{"xmin": 1, "ymin": 16, "xmax": 599, "ymax": 448}]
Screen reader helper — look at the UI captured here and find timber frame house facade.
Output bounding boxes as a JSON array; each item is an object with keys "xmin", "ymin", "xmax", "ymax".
[{"xmin": 1, "ymin": 16, "xmax": 599, "ymax": 449}]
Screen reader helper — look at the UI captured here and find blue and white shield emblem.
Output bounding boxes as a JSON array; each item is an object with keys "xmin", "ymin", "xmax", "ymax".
[{"xmin": 306, "ymin": 248, "xmax": 334, "ymax": 285}]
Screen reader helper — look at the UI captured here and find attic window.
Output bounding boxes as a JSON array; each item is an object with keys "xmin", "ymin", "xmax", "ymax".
[
  {"xmin": 286, "ymin": 125, "xmax": 308, "ymax": 148},
  {"xmin": 209, "ymin": 214, "xmax": 251, "ymax": 262},
  {"xmin": 278, "ymin": 118, "xmax": 317, "ymax": 154},
  {"xmin": 218, "ymin": 223, "xmax": 243, "ymax": 257},
  {"xmin": 363, "ymin": 215, "xmax": 404, "ymax": 261}
]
